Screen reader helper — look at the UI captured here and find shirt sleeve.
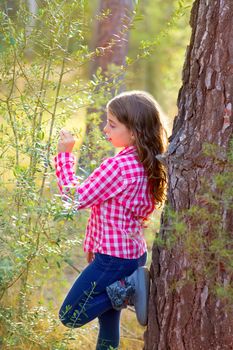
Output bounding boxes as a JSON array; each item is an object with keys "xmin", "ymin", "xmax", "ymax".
[{"xmin": 54, "ymin": 152, "xmax": 125, "ymax": 210}]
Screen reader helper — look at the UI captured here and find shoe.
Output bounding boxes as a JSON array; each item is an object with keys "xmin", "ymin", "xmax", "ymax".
[
  {"xmin": 106, "ymin": 266, "xmax": 150, "ymax": 326},
  {"xmin": 106, "ymin": 279, "xmax": 134, "ymax": 311},
  {"xmin": 126, "ymin": 266, "xmax": 150, "ymax": 326}
]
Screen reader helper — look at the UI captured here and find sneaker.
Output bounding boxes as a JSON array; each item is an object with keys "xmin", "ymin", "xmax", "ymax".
[
  {"xmin": 125, "ymin": 266, "xmax": 150, "ymax": 326},
  {"xmin": 106, "ymin": 266, "xmax": 150, "ymax": 326},
  {"xmin": 106, "ymin": 279, "xmax": 135, "ymax": 310}
]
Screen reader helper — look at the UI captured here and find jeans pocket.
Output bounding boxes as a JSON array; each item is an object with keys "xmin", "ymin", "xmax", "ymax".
[{"xmin": 137, "ymin": 251, "xmax": 147, "ymax": 267}]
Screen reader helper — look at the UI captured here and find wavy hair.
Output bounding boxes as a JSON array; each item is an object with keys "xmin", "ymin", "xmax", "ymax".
[{"xmin": 107, "ymin": 90, "xmax": 168, "ymax": 206}]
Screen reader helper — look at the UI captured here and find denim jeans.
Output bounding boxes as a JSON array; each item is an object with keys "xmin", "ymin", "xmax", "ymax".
[{"xmin": 59, "ymin": 251, "xmax": 147, "ymax": 350}]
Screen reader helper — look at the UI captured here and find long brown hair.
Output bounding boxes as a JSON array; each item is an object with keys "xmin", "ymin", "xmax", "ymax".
[{"xmin": 107, "ymin": 90, "xmax": 167, "ymax": 206}]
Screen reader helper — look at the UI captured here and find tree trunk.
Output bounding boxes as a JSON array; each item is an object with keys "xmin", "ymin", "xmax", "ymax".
[
  {"xmin": 145, "ymin": 1, "xmax": 233, "ymax": 349},
  {"xmin": 27, "ymin": 0, "xmax": 38, "ymax": 36},
  {"xmin": 79, "ymin": 0, "xmax": 134, "ymax": 173},
  {"xmin": 90, "ymin": 0, "xmax": 133, "ymax": 78},
  {"xmin": 89, "ymin": 0, "xmax": 133, "ymax": 130}
]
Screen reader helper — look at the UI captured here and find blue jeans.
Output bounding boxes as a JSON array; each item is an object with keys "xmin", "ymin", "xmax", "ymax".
[{"xmin": 59, "ymin": 252, "xmax": 147, "ymax": 350}]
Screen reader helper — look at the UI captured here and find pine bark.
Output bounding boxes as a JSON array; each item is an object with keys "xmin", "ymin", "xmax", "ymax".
[{"xmin": 144, "ymin": 1, "xmax": 233, "ymax": 349}]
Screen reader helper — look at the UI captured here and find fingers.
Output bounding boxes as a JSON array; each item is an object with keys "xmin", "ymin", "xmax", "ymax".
[
  {"xmin": 60, "ymin": 129, "xmax": 74, "ymax": 138},
  {"xmin": 86, "ymin": 252, "xmax": 95, "ymax": 264},
  {"xmin": 59, "ymin": 129, "xmax": 75, "ymax": 143},
  {"xmin": 57, "ymin": 129, "xmax": 76, "ymax": 153}
]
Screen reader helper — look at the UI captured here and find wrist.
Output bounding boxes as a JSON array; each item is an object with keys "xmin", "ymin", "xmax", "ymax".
[
  {"xmin": 55, "ymin": 152, "xmax": 75, "ymax": 164},
  {"xmin": 57, "ymin": 146, "xmax": 74, "ymax": 153}
]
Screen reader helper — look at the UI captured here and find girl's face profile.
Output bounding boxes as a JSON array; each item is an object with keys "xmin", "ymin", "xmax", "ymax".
[{"xmin": 104, "ymin": 111, "xmax": 134, "ymax": 148}]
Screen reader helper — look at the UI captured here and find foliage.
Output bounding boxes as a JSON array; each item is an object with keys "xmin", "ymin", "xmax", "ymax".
[
  {"xmin": 127, "ymin": 0, "xmax": 193, "ymax": 119},
  {"xmin": 0, "ymin": 1, "xmax": 115, "ymax": 348},
  {"xmin": 0, "ymin": 0, "xmax": 192, "ymax": 349}
]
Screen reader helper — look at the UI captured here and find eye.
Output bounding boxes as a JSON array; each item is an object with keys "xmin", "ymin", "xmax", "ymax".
[{"xmin": 107, "ymin": 120, "xmax": 115, "ymax": 128}]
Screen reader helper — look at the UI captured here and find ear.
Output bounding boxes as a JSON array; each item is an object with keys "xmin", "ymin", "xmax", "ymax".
[{"xmin": 131, "ymin": 133, "xmax": 136, "ymax": 143}]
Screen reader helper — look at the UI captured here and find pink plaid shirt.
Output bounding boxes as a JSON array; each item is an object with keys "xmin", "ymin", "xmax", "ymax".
[{"xmin": 54, "ymin": 146, "xmax": 155, "ymax": 259}]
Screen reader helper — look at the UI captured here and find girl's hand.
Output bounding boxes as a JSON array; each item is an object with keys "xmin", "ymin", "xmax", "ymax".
[
  {"xmin": 57, "ymin": 129, "xmax": 76, "ymax": 153},
  {"xmin": 86, "ymin": 252, "xmax": 95, "ymax": 264}
]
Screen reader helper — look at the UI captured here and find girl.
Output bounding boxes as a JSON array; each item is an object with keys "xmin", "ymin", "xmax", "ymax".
[{"xmin": 55, "ymin": 90, "xmax": 167, "ymax": 349}]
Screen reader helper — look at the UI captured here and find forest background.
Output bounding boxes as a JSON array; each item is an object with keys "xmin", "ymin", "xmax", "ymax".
[{"xmin": 0, "ymin": 0, "xmax": 193, "ymax": 349}]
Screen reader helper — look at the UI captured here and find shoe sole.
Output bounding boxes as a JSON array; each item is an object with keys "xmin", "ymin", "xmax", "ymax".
[{"xmin": 134, "ymin": 266, "xmax": 150, "ymax": 326}]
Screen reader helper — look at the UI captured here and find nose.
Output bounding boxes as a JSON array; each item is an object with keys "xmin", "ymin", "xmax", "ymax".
[{"xmin": 103, "ymin": 123, "xmax": 108, "ymax": 133}]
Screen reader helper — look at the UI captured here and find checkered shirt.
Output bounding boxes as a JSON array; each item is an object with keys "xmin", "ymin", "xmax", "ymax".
[{"xmin": 54, "ymin": 146, "xmax": 155, "ymax": 259}]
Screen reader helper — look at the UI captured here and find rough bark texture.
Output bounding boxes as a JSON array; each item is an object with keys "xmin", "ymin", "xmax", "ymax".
[{"xmin": 144, "ymin": 1, "xmax": 233, "ymax": 349}]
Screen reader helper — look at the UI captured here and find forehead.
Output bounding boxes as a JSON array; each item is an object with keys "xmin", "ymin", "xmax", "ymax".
[{"xmin": 107, "ymin": 110, "xmax": 119, "ymax": 122}]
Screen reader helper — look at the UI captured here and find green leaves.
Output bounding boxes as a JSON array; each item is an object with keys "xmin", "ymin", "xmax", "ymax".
[{"xmin": 0, "ymin": 2, "xmax": 94, "ymax": 347}]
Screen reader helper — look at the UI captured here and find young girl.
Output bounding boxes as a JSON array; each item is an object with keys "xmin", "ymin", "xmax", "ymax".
[{"xmin": 55, "ymin": 90, "xmax": 167, "ymax": 350}]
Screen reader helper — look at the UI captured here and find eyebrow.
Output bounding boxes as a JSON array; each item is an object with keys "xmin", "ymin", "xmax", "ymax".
[{"xmin": 107, "ymin": 117, "xmax": 117, "ymax": 124}]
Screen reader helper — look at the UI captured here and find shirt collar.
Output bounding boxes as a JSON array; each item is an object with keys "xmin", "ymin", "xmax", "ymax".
[{"xmin": 116, "ymin": 145, "xmax": 137, "ymax": 157}]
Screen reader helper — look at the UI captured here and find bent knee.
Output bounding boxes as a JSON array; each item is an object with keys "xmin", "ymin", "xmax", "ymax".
[{"xmin": 59, "ymin": 309, "xmax": 87, "ymax": 328}]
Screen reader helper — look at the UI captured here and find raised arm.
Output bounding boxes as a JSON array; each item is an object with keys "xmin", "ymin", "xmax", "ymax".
[{"xmin": 54, "ymin": 130, "xmax": 126, "ymax": 210}]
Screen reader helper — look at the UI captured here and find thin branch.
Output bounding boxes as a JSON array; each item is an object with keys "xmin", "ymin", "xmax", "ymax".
[
  {"xmin": 15, "ymin": 55, "xmax": 53, "ymax": 115},
  {"xmin": 29, "ymin": 60, "xmax": 48, "ymax": 174}
]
